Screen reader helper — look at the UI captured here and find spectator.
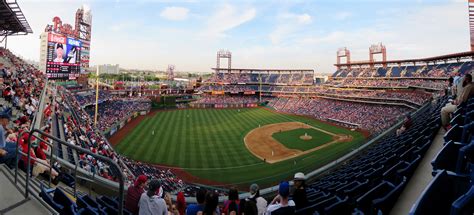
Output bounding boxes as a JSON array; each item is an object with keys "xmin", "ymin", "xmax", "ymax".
[
  {"xmin": 186, "ymin": 188, "xmax": 206, "ymax": 215},
  {"xmin": 125, "ymin": 175, "xmax": 148, "ymax": 215},
  {"xmin": 447, "ymin": 76, "xmax": 454, "ymax": 96},
  {"xmin": 244, "ymin": 183, "xmax": 267, "ymax": 215},
  {"xmin": 164, "ymin": 192, "xmax": 179, "ymax": 215},
  {"xmin": 441, "ymin": 74, "xmax": 474, "ymax": 129},
  {"xmin": 0, "ymin": 108, "xmax": 16, "ymax": 168},
  {"xmin": 200, "ymin": 192, "xmax": 219, "ymax": 215},
  {"xmin": 222, "ymin": 187, "xmax": 240, "ymax": 215},
  {"xmin": 396, "ymin": 114, "xmax": 412, "ymax": 136},
  {"xmin": 139, "ymin": 179, "xmax": 167, "ymax": 215},
  {"xmin": 292, "ymin": 172, "xmax": 308, "ymax": 210},
  {"xmin": 266, "ymin": 181, "xmax": 295, "ymax": 215},
  {"xmin": 176, "ymin": 192, "xmax": 186, "ymax": 215}
]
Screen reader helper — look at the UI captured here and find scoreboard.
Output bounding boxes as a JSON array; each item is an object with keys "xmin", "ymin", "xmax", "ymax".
[{"xmin": 46, "ymin": 33, "xmax": 82, "ymax": 80}]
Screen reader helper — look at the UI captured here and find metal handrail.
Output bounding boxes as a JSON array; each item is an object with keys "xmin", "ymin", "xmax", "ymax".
[{"xmin": 25, "ymin": 129, "xmax": 126, "ymax": 215}]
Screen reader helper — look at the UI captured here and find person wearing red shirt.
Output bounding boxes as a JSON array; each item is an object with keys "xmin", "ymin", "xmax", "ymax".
[{"xmin": 125, "ymin": 175, "xmax": 148, "ymax": 215}]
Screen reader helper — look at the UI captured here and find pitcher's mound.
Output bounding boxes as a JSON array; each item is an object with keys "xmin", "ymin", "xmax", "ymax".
[{"xmin": 300, "ymin": 135, "xmax": 313, "ymax": 141}]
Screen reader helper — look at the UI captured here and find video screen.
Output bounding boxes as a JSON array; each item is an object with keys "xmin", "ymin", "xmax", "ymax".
[{"xmin": 45, "ymin": 33, "xmax": 82, "ymax": 80}]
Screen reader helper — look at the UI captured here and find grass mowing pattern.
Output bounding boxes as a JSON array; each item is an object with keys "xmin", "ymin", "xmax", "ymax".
[
  {"xmin": 114, "ymin": 108, "xmax": 366, "ymax": 186},
  {"xmin": 272, "ymin": 128, "xmax": 334, "ymax": 151}
]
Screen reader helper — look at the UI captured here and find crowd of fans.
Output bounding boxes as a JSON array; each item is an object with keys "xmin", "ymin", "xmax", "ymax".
[
  {"xmin": 74, "ymin": 90, "xmax": 111, "ymax": 106},
  {"xmin": 84, "ymin": 99, "xmax": 151, "ymax": 132},
  {"xmin": 0, "ymin": 47, "xmax": 61, "ymax": 181},
  {"xmin": 325, "ymin": 78, "xmax": 448, "ymax": 90},
  {"xmin": 57, "ymin": 88, "xmax": 136, "ymax": 183},
  {"xmin": 268, "ymin": 97, "xmax": 410, "ymax": 134},
  {"xmin": 205, "ymin": 72, "xmax": 314, "ymax": 85},
  {"xmin": 333, "ymin": 62, "xmax": 474, "ymax": 78},
  {"xmin": 198, "ymin": 85, "xmax": 432, "ymax": 106},
  {"xmin": 122, "ymin": 171, "xmax": 308, "ymax": 215},
  {"xmin": 192, "ymin": 95, "xmax": 259, "ymax": 105}
]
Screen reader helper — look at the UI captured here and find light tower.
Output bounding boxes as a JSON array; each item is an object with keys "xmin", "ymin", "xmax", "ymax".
[
  {"xmin": 336, "ymin": 47, "xmax": 351, "ymax": 70},
  {"xmin": 216, "ymin": 50, "xmax": 232, "ymax": 73},
  {"xmin": 167, "ymin": 64, "xmax": 175, "ymax": 80},
  {"xmin": 369, "ymin": 43, "xmax": 387, "ymax": 68}
]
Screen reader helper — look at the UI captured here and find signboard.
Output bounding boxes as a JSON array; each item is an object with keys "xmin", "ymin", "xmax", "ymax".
[{"xmin": 45, "ymin": 33, "xmax": 82, "ymax": 79}]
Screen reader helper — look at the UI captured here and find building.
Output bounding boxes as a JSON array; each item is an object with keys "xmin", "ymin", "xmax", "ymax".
[
  {"xmin": 38, "ymin": 32, "xmax": 48, "ymax": 73},
  {"xmin": 98, "ymin": 64, "xmax": 120, "ymax": 74},
  {"xmin": 75, "ymin": 5, "xmax": 92, "ymax": 70}
]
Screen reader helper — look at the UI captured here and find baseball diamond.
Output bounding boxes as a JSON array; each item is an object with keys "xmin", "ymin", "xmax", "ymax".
[{"xmin": 111, "ymin": 108, "xmax": 365, "ymax": 186}]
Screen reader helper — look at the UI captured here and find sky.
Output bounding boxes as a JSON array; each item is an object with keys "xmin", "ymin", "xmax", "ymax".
[{"xmin": 4, "ymin": 0, "xmax": 471, "ymax": 74}]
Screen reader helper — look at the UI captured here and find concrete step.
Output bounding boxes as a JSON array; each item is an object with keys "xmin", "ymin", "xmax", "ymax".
[{"xmin": 0, "ymin": 164, "xmax": 56, "ymax": 215}]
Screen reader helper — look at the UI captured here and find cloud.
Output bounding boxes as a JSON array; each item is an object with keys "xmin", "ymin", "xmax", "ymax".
[
  {"xmin": 269, "ymin": 13, "xmax": 313, "ymax": 44},
  {"xmin": 201, "ymin": 4, "xmax": 256, "ymax": 38},
  {"xmin": 160, "ymin": 6, "xmax": 189, "ymax": 21}
]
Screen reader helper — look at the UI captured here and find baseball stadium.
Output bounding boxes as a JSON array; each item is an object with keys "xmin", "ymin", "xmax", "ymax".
[{"xmin": 0, "ymin": 0, "xmax": 474, "ymax": 215}]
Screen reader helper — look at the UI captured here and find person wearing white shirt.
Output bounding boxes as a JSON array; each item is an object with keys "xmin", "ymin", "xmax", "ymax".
[
  {"xmin": 266, "ymin": 181, "xmax": 295, "ymax": 215},
  {"xmin": 139, "ymin": 179, "xmax": 167, "ymax": 215}
]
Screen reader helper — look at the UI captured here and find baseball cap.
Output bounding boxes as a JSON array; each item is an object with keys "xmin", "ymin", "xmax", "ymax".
[
  {"xmin": 250, "ymin": 183, "xmax": 259, "ymax": 194},
  {"xmin": 294, "ymin": 172, "xmax": 306, "ymax": 181},
  {"xmin": 134, "ymin": 175, "xmax": 148, "ymax": 187},
  {"xmin": 0, "ymin": 107, "xmax": 12, "ymax": 119},
  {"xmin": 279, "ymin": 181, "xmax": 290, "ymax": 198}
]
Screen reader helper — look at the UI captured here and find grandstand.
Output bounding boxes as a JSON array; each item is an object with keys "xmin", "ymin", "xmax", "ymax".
[{"xmin": 1, "ymin": 1, "xmax": 474, "ymax": 215}]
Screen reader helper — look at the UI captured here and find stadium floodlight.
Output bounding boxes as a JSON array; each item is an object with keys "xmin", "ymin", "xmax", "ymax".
[{"xmin": 216, "ymin": 50, "xmax": 232, "ymax": 73}]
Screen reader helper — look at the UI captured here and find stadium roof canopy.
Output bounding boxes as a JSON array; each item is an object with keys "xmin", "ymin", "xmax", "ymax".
[
  {"xmin": 335, "ymin": 51, "xmax": 474, "ymax": 67},
  {"xmin": 0, "ymin": 0, "xmax": 33, "ymax": 37},
  {"xmin": 211, "ymin": 68, "xmax": 314, "ymax": 72}
]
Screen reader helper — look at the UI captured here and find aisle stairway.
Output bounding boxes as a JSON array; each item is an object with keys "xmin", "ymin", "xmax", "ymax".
[{"xmin": 0, "ymin": 164, "xmax": 56, "ymax": 215}]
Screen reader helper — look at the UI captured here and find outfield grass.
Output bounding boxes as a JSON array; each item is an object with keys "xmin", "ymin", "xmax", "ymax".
[
  {"xmin": 272, "ymin": 128, "xmax": 334, "ymax": 151},
  {"xmin": 114, "ymin": 108, "xmax": 366, "ymax": 187}
]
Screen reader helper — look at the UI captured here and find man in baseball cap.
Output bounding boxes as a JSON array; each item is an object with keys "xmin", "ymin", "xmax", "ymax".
[
  {"xmin": 266, "ymin": 181, "xmax": 296, "ymax": 215},
  {"xmin": 0, "ymin": 107, "xmax": 16, "ymax": 168}
]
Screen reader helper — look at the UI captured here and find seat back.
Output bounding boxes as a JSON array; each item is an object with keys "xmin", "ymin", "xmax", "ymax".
[
  {"xmin": 432, "ymin": 141, "xmax": 463, "ymax": 172},
  {"xmin": 372, "ymin": 177, "xmax": 408, "ymax": 215},
  {"xmin": 356, "ymin": 181, "xmax": 394, "ymax": 213},
  {"xmin": 450, "ymin": 186, "xmax": 474, "ymax": 215},
  {"xmin": 324, "ymin": 196, "xmax": 350, "ymax": 215},
  {"xmin": 39, "ymin": 186, "xmax": 63, "ymax": 212}
]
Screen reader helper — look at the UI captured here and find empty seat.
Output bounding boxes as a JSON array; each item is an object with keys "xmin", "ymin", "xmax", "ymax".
[
  {"xmin": 324, "ymin": 196, "xmax": 350, "ymax": 215},
  {"xmin": 409, "ymin": 170, "xmax": 471, "ymax": 215},
  {"xmin": 444, "ymin": 124, "xmax": 462, "ymax": 143},
  {"xmin": 356, "ymin": 181, "xmax": 395, "ymax": 213},
  {"xmin": 77, "ymin": 195, "xmax": 102, "ymax": 212},
  {"xmin": 397, "ymin": 154, "xmax": 421, "ymax": 178},
  {"xmin": 450, "ymin": 185, "xmax": 474, "ymax": 215},
  {"xmin": 53, "ymin": 187, "xmax": 76, "ymax": 212},
  {"xmin": 432, "ymin": 141, "xmax": 465, "ymax": 174},
  {"xmin": 371, "ymin": 176, "xmax": 407, "ymax": 214},
  {"xmin": 39, "ymin": 186, "xmax": 64, "ymax": 212}
]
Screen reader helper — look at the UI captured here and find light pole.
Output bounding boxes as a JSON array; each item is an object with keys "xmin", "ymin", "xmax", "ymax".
[{"xmin": 94, "ymin": 66, "xmax": 100, "ymax": 127}]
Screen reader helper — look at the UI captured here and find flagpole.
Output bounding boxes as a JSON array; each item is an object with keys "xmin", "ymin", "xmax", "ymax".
[{"xmin": 94, "ymin": 65, "xmax": 99, "ymax": 127}]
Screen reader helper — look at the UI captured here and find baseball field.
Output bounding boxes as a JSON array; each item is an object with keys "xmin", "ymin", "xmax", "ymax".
[{"xmin": 111, "ymin": 108, "xmax": 366, "ymax": 187}]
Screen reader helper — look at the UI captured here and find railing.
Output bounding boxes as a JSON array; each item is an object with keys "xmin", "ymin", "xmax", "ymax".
[{"xmin": 17, "ymin": 129, "xmax": 126, "ymax": 215}]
